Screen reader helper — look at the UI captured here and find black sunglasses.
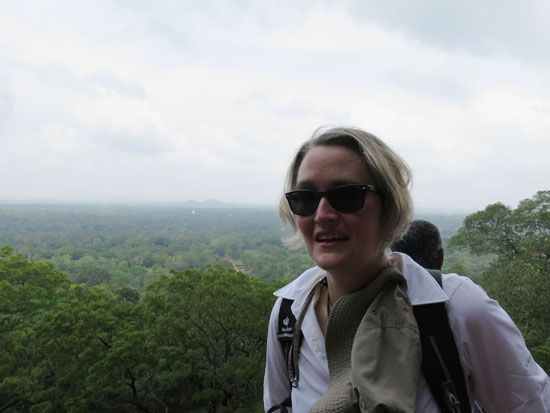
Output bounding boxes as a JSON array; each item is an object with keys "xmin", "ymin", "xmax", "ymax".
[{"xmin": 285, "ymin": 184, "xmax": 379, "ymax": 216}]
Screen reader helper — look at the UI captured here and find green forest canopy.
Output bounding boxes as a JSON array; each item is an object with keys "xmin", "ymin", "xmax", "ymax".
[
  {"xmin": 0, "ymin": 248, "xmax": 277, "ymax": 412},
  {"xmin": 0, "ymin": 191, "xmax": 548, "ymax": 411},
  {"xmin": 0, "ymin": 205, "xmax": 474, "ymax": 288}
]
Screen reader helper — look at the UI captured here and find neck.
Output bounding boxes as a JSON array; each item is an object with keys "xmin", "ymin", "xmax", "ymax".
[{"xmin": 325, "ymin": 253, "xmax": 390, "ymax": 304}]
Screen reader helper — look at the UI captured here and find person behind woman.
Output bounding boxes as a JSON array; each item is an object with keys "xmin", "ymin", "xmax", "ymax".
[
  {"xmin": 263, "ymin": 126, "xmax": 549, "ymax": 412},
  {"xmin": 391, "ymin": 219, "xmax": 444, "ymax": 271}
]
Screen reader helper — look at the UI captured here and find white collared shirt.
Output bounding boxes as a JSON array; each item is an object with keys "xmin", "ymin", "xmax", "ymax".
[{"xmin": 263, "ymin": 252, "xmax": 550, "ymax": 412}]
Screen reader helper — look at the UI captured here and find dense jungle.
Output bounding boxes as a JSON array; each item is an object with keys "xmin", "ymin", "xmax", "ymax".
[{"xmin": 0, "ymin": 191, "xmax": 548, "ymax": 412}]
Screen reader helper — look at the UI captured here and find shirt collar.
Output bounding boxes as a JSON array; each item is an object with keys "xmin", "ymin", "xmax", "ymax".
[
  {"xmin": 274, "ymin": 266, "xmax": 326, "ymax": 317},
  {"xmin": 274, "ymin": 252, "xmax": 448, "ymax": 309}
]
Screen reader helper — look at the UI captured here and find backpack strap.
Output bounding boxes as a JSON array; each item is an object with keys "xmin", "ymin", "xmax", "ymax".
[
  {"xmin": 269, "ymin": 298, "xmax": 297, "ymax": 412},
  {"xmin": 427, "ymin": 268, "xmax": 443, "ymax": 287},
  {"xmin": 266, "ymin": 396, "xmax": 291, "ymax": 413},
  {"xmin": 414, "ymin": 270, "xmax": 471, "ymax": 413},
  {"xmin": 277, "ymin": 298, "xmax": 301, "ymax": 386},
  {"xmin": 277, "ymin": 298, "xmax": 295, "ymax": 344}
]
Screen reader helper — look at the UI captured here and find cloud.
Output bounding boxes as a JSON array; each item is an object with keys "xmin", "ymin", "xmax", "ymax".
[
  {"xmin": 0, "ymin": 90, "xmax": 14, "ymax": 121},
  {"xmin": 234, "ymin": 88, "xmax": 350, "ymax": 121},
  {"xmin": 0, "ymin": 64, "xmax": 16, "ymax": 127},
  {"xmin": 85, "ymin": 71, "xmax": 146, "ymax": 98},
  {"xmin": 0, "ymin": 1, "xmax": 548, "ymax": 209},
  {"xmin": 347, "ymin": 0, "xmax": 550, "ymax": 65}
]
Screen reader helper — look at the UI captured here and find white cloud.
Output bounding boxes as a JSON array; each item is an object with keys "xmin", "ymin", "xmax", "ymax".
[
  {"xmin": 0, "ymin": 0, "xmax": 548, "ymax": 210},
  {"xmin": 346, "ymin": 0, "xmax": 550, "ymax": 66}
]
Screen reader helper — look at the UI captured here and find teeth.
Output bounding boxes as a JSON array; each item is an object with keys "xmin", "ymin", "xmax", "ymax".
[{"xmin": 318, "ymin": 234, "xmax": 346, "ymax": 241}]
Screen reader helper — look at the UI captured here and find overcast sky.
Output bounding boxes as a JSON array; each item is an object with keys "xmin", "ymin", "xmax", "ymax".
[{"xmin": 1, "ymin": 0, "xmax": 549, "ymax": 211}]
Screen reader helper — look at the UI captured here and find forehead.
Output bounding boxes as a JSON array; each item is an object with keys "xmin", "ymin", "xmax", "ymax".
[{"xmin": 296, "ymin": 145, "xmax": 371, "ymax": 187}]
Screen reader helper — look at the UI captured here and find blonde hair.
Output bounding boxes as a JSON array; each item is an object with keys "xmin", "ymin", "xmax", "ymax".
[{"xmin": 279, "ymin": 126, "xmax": 413, "ymax": 249}]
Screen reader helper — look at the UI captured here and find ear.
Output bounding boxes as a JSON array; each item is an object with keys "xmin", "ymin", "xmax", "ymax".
[{"xmin": 435, "ymin": 249, "xmax": 444, "ymax": 271}]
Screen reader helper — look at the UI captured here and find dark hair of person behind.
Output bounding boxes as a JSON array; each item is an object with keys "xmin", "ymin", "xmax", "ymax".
[{"xmin": 391, "ymin": 220, "xmax": 444, "ymax": 270}]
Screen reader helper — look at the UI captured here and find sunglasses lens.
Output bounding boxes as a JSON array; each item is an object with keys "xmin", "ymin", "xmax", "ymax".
[
  {"xmin": 286, "ymin": 191, "xmax": 319, "ymax": 216},
  {"xmin": 287, "ymin": 185, "xmax": 369, "ymax": 216},
  {"xmin": 328, "ymin": 186, "xmax": 367, "ymax": 213}
]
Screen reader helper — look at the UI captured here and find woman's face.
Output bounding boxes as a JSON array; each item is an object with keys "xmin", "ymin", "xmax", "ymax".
[{"xmin": 294, "ymin": 144, "xmax": 385, "ymax": 280}]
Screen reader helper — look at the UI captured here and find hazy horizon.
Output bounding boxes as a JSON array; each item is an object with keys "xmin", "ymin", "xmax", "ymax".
[{"xmin": 0, "ymin": 197, "xmax": 481, "ymax": 215}]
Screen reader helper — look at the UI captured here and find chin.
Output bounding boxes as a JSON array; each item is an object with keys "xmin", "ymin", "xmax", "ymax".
[{"xmin": 312, "ymin": 254, "xmax": 347, "ymax": 273}]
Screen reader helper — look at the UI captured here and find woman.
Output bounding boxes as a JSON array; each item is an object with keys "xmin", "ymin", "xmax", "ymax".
[{"xmin": 263, "ymin": 126, "xmax": 549, "ymax": 412}]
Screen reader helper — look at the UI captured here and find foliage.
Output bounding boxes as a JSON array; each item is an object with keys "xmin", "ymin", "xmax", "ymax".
[
  {"xmin": 138, "ymin": 268, "xmax": 277, "ymax": 411},
  {"xmin": 0, "ymin": 247, "xmax": 71, "ymax": 411},
  {"xmin": 2, "ymin": 200, "xmax": 547, "ymax": 407},
  {"xmin": 442, "ymin": 246, "xmax": 496, "ymax": 280},
  {"xmin": 0, "ymin": 206, "xmax": 313, "ymax": 286},
  {"xmin": 0, "ymin": 205, "xmax": 473, "ymax": 288},
  {"xmin": 0, "ymin": 249, "xmax": 276, "ymax": 412},
  {"xmin": 450, "ymin": 191, "xmax": 550, "ymax": 372}
]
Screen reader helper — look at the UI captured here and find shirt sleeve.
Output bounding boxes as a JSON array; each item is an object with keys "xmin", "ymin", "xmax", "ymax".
[
  {"xmin": 264, "ymin": 297, "xmax": 292, "ymax": 412},
  {"xmin": 445, "ymin": 276, "xmax": 550, "ymax": 412}
]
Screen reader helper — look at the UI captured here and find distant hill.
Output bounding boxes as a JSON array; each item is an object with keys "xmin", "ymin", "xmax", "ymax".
[
  {"xmin": 0, "ymin": 199, "xmax": 275, "ymax": 209},
  {"xmin": 180, "ymin": 199, "xmax": 273, "ymax": 209}
]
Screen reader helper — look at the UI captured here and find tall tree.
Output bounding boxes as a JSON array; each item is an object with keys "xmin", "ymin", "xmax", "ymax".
[
  {"xmin": 450, "ymin": 191, "xmax": 550, "ymax": 371},
  {"xmin": 0, "ymin": 246, "xmax": 70, "ymax": 411},
  {"xmin": 139, "ymin": 267, "xmax": 276, "ymax": 412}
]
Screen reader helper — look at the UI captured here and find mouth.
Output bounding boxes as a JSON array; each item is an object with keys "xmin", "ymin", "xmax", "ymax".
[{"xmin": 315, "ymin": 233, "xmax": 348, "ymax": 243}]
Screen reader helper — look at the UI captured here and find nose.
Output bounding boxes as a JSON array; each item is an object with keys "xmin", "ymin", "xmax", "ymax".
[{"xmin": 314, "ymin": 196, "xmax": 337, "ymax": 222}]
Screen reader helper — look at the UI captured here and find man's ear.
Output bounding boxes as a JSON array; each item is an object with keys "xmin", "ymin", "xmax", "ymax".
[{"xmin": 435, "ymin": 249, "xmax": 444, "ymax": 271}]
